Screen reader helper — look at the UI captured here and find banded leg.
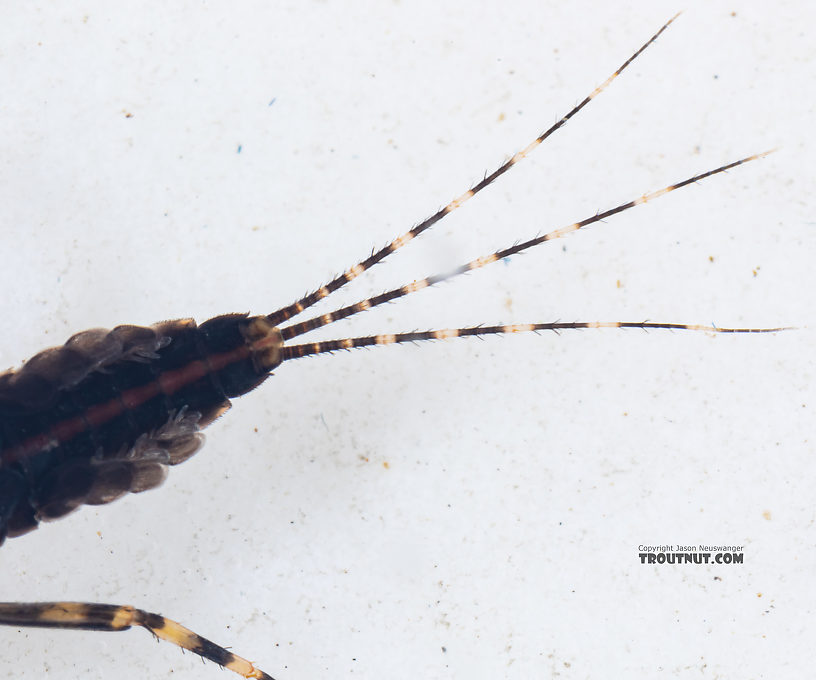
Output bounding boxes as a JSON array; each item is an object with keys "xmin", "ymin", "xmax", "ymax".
[
  {"xmin": 0, "ymin": 602, "xmax": 275, "ymax": 680},
  {"xmin": 265, "ymin": 13, "xmax": 681, "ymax": 327}
]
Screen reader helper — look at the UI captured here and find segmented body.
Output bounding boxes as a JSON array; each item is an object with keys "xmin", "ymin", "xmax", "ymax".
[
  {"xmin": 0, "ymin": 315, "xmax": 283, "ymax": 543},
  {"xmin": 0, "ymin": 11, "xmax": 787, "ymax": 680}
]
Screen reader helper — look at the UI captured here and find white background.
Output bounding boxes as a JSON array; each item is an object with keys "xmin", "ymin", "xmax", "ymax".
[{"xmin": 1, "ymin": 1, "xmax": 814, "ymax": 678}]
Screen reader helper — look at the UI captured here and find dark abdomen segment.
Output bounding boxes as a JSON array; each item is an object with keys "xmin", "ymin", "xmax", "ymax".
[{"xmin": 0, "ymin": 313, "xmax": 283, "ymax": 543}]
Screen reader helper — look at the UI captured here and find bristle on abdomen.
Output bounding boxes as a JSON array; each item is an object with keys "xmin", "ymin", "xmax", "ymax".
[
  {"xmin": 265, "ymin": 12, "xmax": 682, "ymax": 328},
  {"xmin": 280, "ymin": 321, "xmax": 788, "ymax": 361},
  {"xmin": 276, "ymin": 151, "xmax": 774, "ymax": 342}
]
